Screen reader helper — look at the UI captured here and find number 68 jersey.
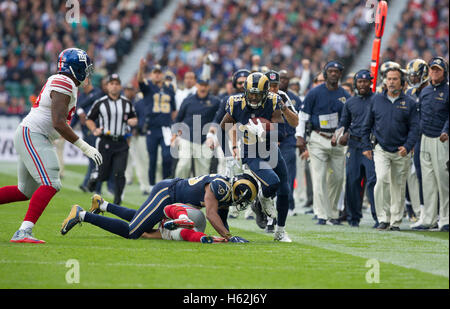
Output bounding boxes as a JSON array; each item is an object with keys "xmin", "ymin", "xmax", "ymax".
[{"xmin": 20, "ymin": 74, "xmax": 78, "ymax": 142}]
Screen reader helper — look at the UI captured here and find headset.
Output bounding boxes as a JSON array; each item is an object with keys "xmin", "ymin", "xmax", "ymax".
[
  {"xmin": 323, "ymin": 60, "xmax": 344, "ymax": 79},
  {"xmin": 429, "ymin": 56, "xmax": 449, "ymax": 76},
  {"xmin": 353, "ymin": 69, "xmax": 373, "ymax": 95}
]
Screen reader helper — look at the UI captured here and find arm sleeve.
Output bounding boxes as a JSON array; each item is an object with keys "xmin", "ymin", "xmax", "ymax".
[
  {"xmin": 138, "ymin": 80, "xmax": 151, "ymax": 97},
  {"xmin": 87, "ymin": 99, "xmax": 101, "ymax": 121},
  {"xmin": 360, "ymin": 99, "xmax": 375, "ymax": 151},
  {"xmin": 175, "ymin": 99, "xmax": 188, "ymax": 123},
  {"xmin": 295, "ymin": 92, "xmax": 312, "ymax": 137},
  {"xmin": 404, "ymin": 102, "xmax": 420, "ymax": 153},
  {"xmin": 338, "ymin": 102, "xmax": 351, "ymax": 131}
]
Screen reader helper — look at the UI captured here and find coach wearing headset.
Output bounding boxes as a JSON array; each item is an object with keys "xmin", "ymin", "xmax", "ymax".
[
  {"xmin": 416, "ymin": 57, "xmax": 449, "ymax": 232},
  {"xmin": 361, "ymin": 65, "xmax": 420, "ymax": 231},
  {"xmin": 297, "ymin": 60, "xmax": 351, "ymax": 225},
  {"xmin": 332, "ymin": 70, "xmax": 377, "ymax": 228}
]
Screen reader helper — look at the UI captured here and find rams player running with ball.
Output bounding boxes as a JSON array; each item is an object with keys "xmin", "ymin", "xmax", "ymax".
[
  {"xmin": 220, "ymin": 72, "xmax": 292, "ymax": 242},
  {"xmin": 61, "ymin": 173, "xmax": 258, "ymax": 243}
]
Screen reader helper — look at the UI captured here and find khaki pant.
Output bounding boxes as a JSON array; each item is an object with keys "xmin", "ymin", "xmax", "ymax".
[
  {"xmin": 420, "ymin": 135, "xmax": 449, "ymax": 228},
  {"xmin": 175, "ymin": 138, "xmax": 213, "ymax": 178},
  {"xmin": 373, "ymin": 144, "xmax": 409, "ymax": 227},
  {"xmin": 307, "ymin": 131, "xmax": 345, "ymax": 220},
  {"xmin": 406, "ymin": 157, "xmax": 421, "ymax": 215},
  {"xmin": 125, "ymin": 135, "xmax": 151, "ymax": 193}
]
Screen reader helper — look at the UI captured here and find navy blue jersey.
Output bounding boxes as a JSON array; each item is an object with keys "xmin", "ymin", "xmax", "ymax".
[
  {"xmin": 278, "ymin": 90, "xmax": 301, "ymax": 147},
  {"xmin": 301, "ymin": 83, "xmax": 350, "ymax": 131},
  {"xmin": 419, "ymin": 81, "xmax": 449, "ymax": 137},
  {"xmin": 173, "ymin": 174, "xmax": 232, "ymax": 208},
  {"xmin": 139, "ymin": 80, "xmax": 176, "ymax": 128},
  {"xmin": 176, "ymin": 93, "xmax": 221, "ymax": 144},
  {"xmin": 361, "ymin": 91, "xmax": 420, "ymax": 153},
  {"xmin": 339, "ymin": 92, "xmax": 373, "ymax": 148},
  {"xmin": 225, "ymin": 92, "xmax": 281, "ymax": 157}
]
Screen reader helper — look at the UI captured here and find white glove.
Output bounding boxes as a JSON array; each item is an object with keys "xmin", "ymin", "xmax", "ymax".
[
  {"xmin": 247, "ymin": 119, "xmax": 265, "ymax": 141},
  {"xmin": 74, "ymin": 138, "xmax": 103, "ymax": 166}
]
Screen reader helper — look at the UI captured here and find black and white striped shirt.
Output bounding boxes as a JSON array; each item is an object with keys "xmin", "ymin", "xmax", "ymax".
[{"xmin": 87, "ymin": 95, "xmax": 136, "ymax": 137}]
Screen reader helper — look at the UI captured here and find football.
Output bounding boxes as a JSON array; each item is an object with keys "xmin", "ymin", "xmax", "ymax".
[{"xmin": 248, "ymin": 117, "xmax": 274, "ymax": 131}]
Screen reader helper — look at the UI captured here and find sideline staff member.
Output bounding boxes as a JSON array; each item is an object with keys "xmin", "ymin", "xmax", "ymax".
[
  {"xmin": 361, "ymin": 66, "xmax": 419, "ymax": 231},
  {"xmin": 86, "ymin": 74, "xmax": 137, "ymax": 205}
]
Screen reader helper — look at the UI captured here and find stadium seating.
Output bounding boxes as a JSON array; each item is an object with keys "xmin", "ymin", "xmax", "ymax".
[
  {"xmin": 381, "ymin": 0, "xmax": 449, "ymax": 66},
  {"xmin": 0, "ymin": 0, "xmax": 166, "ymax": 113}
]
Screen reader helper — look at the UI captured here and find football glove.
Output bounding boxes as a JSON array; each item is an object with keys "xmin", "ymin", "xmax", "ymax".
[
  {"xmin": 229, "ymin": 236, "xmax": 249, "ymax": 243},
  {"xmin": 247, "ymin": 119, "xmax": 265, "ymax": 141},
  {"xmin": 74, "ymin": 138, "xmax": 103, "ymax": 166}
]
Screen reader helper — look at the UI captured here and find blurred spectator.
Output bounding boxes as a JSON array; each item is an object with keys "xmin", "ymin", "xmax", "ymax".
[
  {"xmin": 0, "ymin": 0, "xmax": 167, "ymax": 114},
  {"xmin": 381, "ymin": 0, "xmax": 449, "ymax": 69},
  {"xmin": 155, "ymin": 0, "xmax": 372, "ymax": 91}
]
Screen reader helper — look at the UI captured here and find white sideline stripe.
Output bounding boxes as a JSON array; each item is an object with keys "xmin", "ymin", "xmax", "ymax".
[
  {"xmin": 229, "ymin": 219, "xmax": 449, "ymax": 278},
  {"xmin": 0, "ymin": 259, "xmax": 300, "ymax": 271}
]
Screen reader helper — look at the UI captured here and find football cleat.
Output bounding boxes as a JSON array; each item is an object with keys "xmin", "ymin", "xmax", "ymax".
[
  {"xmin": 163, "ymin": 218, "xmax": 195, "ymax": 231},
  {"xmin": 258, "ymin": 190, "xmax": 276, "ymax": 218},
  {"xmin": 89, "ymin": 194, "xmax": 104, "ymax": 214},
  {"xmin": 251, "ymin": 199, "xmax": 267, "ymax": 229},
  {"xmin": 274, "ymin": 230, "xmax": 292, "ymax": 242},
  {"xmin": 10, "ymin": 228, "xmax": 45, "ymax": 244},
  {"xmin": 61, "ymin": 205, "xmax": 84, "ymax": 235}
]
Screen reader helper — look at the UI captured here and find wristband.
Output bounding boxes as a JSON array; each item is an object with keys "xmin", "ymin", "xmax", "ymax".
[{"xmin": 73, "ymin": 138, "xmax": 90, "ymax": 152}]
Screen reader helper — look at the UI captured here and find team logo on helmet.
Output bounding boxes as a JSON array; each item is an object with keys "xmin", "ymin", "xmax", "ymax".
[
  {"xmin": 231, "ymin": 174, "xmax": 258, "ymax": 211},
  {"xmin": 406, "ymin": 59, "xmax": 429, "ymax": 88}
]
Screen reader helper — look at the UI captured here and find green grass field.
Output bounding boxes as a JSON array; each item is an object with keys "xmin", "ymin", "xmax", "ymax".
[{"xmin": 0, "ymin": 162, "xmax": 448, "ymax": 289}]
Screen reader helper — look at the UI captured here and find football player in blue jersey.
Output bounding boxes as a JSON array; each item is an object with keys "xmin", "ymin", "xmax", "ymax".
[
  {"xmin": 60, "ymin": 173, "xmax": 258, "ymax": 242},
  {"xmin": 405, "ymin": 59, "xmax": 429, "ymax": 223},
  {"xmin": 137, "ymin": 58, "xmax": 177, "ymax": 186},
  {"xmin": 219, "ymin": 72, "xmax": 292, "ymax": 242}
]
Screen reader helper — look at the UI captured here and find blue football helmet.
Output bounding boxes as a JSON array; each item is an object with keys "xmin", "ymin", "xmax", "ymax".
[{"xmin": 57, "ymin": 48, "xmax": 93, "ymax": 83}]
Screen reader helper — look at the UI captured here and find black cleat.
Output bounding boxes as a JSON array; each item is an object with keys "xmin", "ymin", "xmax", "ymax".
[{"xmin": 251, "ymin": 199, "xmax": 267, "ymax": 229}]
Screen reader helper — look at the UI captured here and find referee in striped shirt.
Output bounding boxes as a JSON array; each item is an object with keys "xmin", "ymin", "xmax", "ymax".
[{"xmin": 86, "ymin": 74, "xmax": 137, "ymax": 204}]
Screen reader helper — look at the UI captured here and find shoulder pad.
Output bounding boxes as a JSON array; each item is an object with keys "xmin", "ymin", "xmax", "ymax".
[{"xmin": 209, "ymin": 177, "xmax": 232, "ymax": 203}]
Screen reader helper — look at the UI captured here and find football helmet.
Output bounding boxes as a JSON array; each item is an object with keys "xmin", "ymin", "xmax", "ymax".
[
  {"xmin": 244, "ymin": 72, "xmax": 269, "ymax": 109},
  {"xmin": 406, "ymin": 59, "xmax": 429, "ymax": 88},
  {"xmin": 57, "ymin": 48, "xmax": 93, "ymax": 83},
  {"xmin": 231, "ymin": 174, "xmax": 258, "ymax": 211}
]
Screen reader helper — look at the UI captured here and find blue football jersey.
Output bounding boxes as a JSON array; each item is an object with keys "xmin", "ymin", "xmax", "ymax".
[
  {"xmin": 173, "ymin": 174, "xmax": 233, "ymax": 208},
  {"xmin": 225, "ymin": 93, "xmax": 281, "ymax": 157}
]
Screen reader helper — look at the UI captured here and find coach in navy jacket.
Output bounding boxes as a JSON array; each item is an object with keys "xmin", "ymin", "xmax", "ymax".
[
  {"xmin": 361, "ymin": 67, "xmax": 419, "ymax": 230},
  {"xmin": 361, "ymin": 91, "xmax": 419, "ymax": 154}
]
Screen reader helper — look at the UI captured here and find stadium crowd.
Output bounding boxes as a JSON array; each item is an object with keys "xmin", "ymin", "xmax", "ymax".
[
  {"xmin": 0, "ymin": 0, "xmax": 448, "ymax": 241},
  {"xmin": 381, "ymin": 0, "xmax": 449, "ymax": 67},
  {"xmin": 0, "ymin": 0, "xmax": 166, "ymax": 115}
]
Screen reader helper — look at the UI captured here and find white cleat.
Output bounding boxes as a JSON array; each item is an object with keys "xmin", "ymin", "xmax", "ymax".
[
  {"xmin": 258, "ymin": 190, "xmax": 276, "ymax": 218},
  {"xmin": 274, "ymin": 230, "xmax": 292, "ymax": 242}
]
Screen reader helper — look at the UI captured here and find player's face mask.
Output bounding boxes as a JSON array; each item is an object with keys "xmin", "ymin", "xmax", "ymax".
[{"xmin": 246, "ymin": 91, "xmax": 267, "ymax": 109}]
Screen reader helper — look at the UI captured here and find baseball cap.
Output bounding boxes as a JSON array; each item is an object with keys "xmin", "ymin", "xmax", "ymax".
[
  {"xmin": 197, "ymin": 78, "xmax": 209, "ymax": 85},
  {"xmin": 265, "ymin": 70, "xmax": 280, "ymax": 84},
  {"xmin": 429, "ymin": 57, "xmax": 447, "ymax": 71},
  {"xmin": 108, "ymin": 73, "xmax": 121, "ymax": 83},
  {"xmin": 124, "ymin": 82, "xmax": 134, "ymax": 89},
  {"xmin": 152, "ymin": 64, "xmax": 162, "ymax": 72}
]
